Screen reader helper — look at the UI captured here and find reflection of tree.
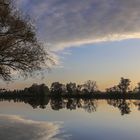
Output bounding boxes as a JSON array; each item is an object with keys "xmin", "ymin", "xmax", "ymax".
[
  {"xmin": 107, "ymin": 99, "xmax": 131, "ymax": 115},
  {"xmin": 47, "ymin": 98, "xmax": 98, "ymax": 112},
  {"xmin": 0, "ymin": 96, "xmax": 50, "ymax": 109},
  {"xmin": 50, "ymin": 98, "xmax": 66, "ymax": 110},
  {"xmin": 23, "ymin": 96, "xmax": 50, "ymax": 109},
  {"xmin": 76, "ymin": 99, "xmax": 83, "ymax": 108},
  {"xmin": 83, "ymin": 99, "xmax": 97, "ymax": 113},
  {"xmin": 67, "ymin": 98, "xmax": 79, "ymax": 110},
  {"xmin": 133, "ymin": 101, "xmax": 140, "ymax": 111}
]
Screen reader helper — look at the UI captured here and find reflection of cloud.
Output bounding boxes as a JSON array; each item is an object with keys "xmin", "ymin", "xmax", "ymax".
[
  {"xmin": 0, "ymin": 115, "xmax": 66, "ymax": 140},
  {"xmin": 16, "ymin": 0, "xmax": 140, "ymax": 52}
]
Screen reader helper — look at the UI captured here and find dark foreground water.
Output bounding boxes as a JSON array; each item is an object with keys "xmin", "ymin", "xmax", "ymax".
[{"xmin": 0, "ymin": 99, "xmax": 140, "ymax": 140}]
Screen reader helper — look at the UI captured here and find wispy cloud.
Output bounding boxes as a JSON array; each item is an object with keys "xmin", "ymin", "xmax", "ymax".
[
  {"xmin": 17, "ymin": 0, "xmax": 140, "ymax": 49},
  {"xmin": 16, "ymin": 0, "xmax": 140, "ymax": 63}
]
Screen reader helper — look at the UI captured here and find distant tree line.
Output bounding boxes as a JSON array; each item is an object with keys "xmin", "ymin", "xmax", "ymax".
[
  {"xmin": 106, "ymin": 77, "xmax": 140, "ymax": 94},
  {"xmin": 1, "ymin": 78, "xmax": 140, "ymax": 98},
  {"xmin": 50, "ymin": 80, "xmax": 99, "ymax": 97}
]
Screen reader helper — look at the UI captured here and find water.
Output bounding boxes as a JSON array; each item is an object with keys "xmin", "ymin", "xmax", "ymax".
[{"xmin": 0, "ymin": 98, "xmax": 140, "ymax": 140}]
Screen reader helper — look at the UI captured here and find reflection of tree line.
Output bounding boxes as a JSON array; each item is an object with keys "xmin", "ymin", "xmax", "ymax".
[
  {"xmin": 0, "ymin": 97, "xmax": 97, "ymax": 113},
  {"xmin": 1, "ymin": 77, "xmax": 140, "ymax": 115},
  {"xmin": 50, "ymin": 98, "xmax": 98, "ymax": 113},
  {"xmin": 1, "ymin": 96, "xmax": 140, "ymax": 115},
  {"xmin": 107, "ymin": 99, "xmax": 131, "ymax": 115}
]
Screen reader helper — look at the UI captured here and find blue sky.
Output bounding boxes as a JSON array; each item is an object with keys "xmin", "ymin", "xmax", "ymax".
[
  {"xmin": 1, "ymin": 0, "xmax": 140, "ymax": 90},
  {"xmin": 45, "ymin": 39, "xmax": 140, "ymax": 90},
  {"xmin": 2, "ymin": 38, "xmax": 140, "ymax": 91}
]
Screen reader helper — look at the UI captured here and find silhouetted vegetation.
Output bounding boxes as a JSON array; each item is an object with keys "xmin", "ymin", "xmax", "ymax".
[
  {"xmin": 107, "ymin": 99, "xmax": 131, "ymax": 115},
  {"xmin": 1, "ymin": 78, "xmax": 140, "ymax": 99},
  {"xmin": 0, "ymin": 77, "xmax": 140, "ymax": 115},
  {"xmin": 106, "ymin": 77, "xmax": 131, "ymax": 94},
  {"xmin": 0, "ymin": 0, "xmax": 52, "ymax": 81},
  {"xmin": 0, "ymin": 96, "xmax": 140, "ymax": 115}
]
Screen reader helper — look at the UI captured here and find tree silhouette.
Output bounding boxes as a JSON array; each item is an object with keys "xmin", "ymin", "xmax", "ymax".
[
  {"xmin": 118, "ymin": 77, "xmax": 131, "ymax": 94},
  {"xmin": 66, "ymin": 82, "xmax": 76, "ymax": 94},
  {"xmin": 76, "ymin": 84, "xmax": 83, "ymax": 94},
  {"xmin": 82, "ymin": 80, "xmax": 98, "ymax": 93},
  {"xmin": 0, "ymin": 0, "xmax": 51, "ymax": 80},
  {"xmin": 137, "ymin": 83, "xmax": 140, "ymax": 92},
  {"xmin": 50, "ymin": 82, "xmax": 66, "ymax": 96},
  {"xmin": 27, "ymin": 83, "xmax": 49, "ymax": 96},
  {"xmin": 133, "ymin": 82, "xmax": 140, "ymax": 93},
  {"xmin": 106, "ymin": 85, "xmax": 120, "ymax": 93},
  {"xmin": 106, "ymin": 77, "xmax": 131, "ymax": 94}
]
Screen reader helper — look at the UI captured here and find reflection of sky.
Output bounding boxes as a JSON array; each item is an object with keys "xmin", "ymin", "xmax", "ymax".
[
  {"xmin": 0, "ymin": 114, "xmax": 66, "ymax": 140},
  {"xmin": 1, "ymin": 100, "xmax": 140, "ymax": 140}
]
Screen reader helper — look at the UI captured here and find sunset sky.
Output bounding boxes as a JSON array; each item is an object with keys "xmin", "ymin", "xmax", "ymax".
[{"xmin": 1, "ymin": 0, "xmax": 140, "ymax": 90}]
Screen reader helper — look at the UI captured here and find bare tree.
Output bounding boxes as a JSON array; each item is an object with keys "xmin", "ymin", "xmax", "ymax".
[
  {"xmin": 0, "ymin": 0, "xmax": 52, "ymax": 80},
  {"xmin": 82, "ymin": 80, "xmax": 98, "ymax": 93}
]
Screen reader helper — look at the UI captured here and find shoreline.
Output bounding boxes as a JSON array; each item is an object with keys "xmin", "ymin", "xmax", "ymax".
[{"xmin": 0, "ymin": 92, "xmax": 140, "ymax": 100}]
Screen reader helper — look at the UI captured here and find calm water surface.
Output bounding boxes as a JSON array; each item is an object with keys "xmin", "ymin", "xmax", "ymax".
[{"xmin": 0, "ymin": 99, "xmax": 140, "ymax": 140}]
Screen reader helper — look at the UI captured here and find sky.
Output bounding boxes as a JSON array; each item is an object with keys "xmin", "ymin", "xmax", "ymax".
[
  {"xmin": 0, "ymin": 114, "xmax": 62, "ymax": 140},
  {"xmin": 1, "ymin": 0, "xmax": 140, "ymax": 91}
]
